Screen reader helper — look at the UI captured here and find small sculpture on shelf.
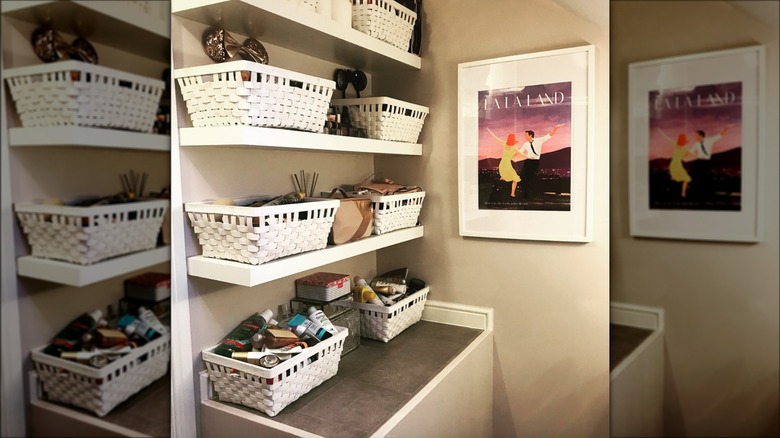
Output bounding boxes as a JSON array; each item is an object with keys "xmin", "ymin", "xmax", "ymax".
[
  {"xmin": 202, "ymin": 27, "xmax": 269, "ymax": 64},
  {"xmin": 31, "ymin": 26, "xmax": 98, "ymax": 64}
]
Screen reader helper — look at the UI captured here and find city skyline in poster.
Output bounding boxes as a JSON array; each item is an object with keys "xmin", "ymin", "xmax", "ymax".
[
  {"xmin": 647, "ymin": 81, "xmax": 742, "ymax": 210},
  {"xmin": 477, "ymin": 81, "xmax": 572, "ymax": 211}
]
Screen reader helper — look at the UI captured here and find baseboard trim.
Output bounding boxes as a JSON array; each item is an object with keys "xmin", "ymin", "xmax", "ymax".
[
  {"xmin": 421, "ymin": 300, "xmax": 494, "ymax": 331},
  {"xmin": 610, "ymin": 302, "xmax": 664, "ymax": 331}
]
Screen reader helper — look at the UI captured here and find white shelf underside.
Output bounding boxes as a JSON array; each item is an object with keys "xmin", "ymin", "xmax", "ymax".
[
  {"xmin": 173, "ymin": 0, "xmax": 421, "ymax": 71},
  {"xmin": 188, "ymin": 226, "xmax": 424, "ymax": 287},
  {"xmin": 178, "ymin": 126, "xmax": 422, "ymax": 155},
  {"xmin": 9, "ymin": 127, "xmax": 170, "ymax": 151},
  {"xmin": 17, "ymin": 247, "xmax": 170, "ymax": 287}
]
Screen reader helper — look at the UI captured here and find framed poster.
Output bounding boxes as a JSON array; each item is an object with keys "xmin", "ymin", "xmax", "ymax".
[
  {"xmin": 457, "ymin": 46, "xmax": 595, "ymax": 242},
  {"xmin": 628, "ymin": 46, "xmax": 765, "ymax": 242}
]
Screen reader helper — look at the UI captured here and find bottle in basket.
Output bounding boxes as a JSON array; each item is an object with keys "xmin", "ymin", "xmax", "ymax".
[
  {"xmin": 307, "ymin": 307, "xmax": 338, "ymax": 335},
  {"xmin": 43, "ymin": 309, "xmax": 103, "ymax": 357},
  {"xmin": 214, "ymin": 309, "xmax": 274, "ymax": 357}
]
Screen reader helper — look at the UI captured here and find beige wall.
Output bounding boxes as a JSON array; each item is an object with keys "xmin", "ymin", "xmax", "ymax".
[
  {"xmin": 373, "ymin": 0, "xmax": 611, "ymax": 436},
  {"xmin": 611, "ymin": 1, "xmax": 780, "ymax": 437}
]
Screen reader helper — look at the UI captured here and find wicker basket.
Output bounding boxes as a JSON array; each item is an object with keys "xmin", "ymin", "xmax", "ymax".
[
  {"xmin": 350, "ymin": 287, "xmax": 428, "ymax": 342},
  {"xmin": 14, "ymin": 199, "xmax": 169, "ymax": 265},
  {"xmin": 368, "ymin": 191, "xmax": 425, "ymax": 235},
  {"xmin": 185, "ymin": 197, "xmax": 340, "ymax": 266},
  {"xmin": 202, "ymin": 326, "xmax": 348, "ymax": 416},
  {"xmin": 331, "ymin": 97, "xmax": 428, "ymax": 143},
  {"xmin": 3, "ymin": 60, "xmax": 164, "ymax": 133},
  {"xmin": 31, "ymin": 331, "xmax": 171, "ymax": 417},
  {"xmin": 351, "ymin": 0, "xmax": 416, "ymax": 51},
  {"xmin": 175, "ymin": 60, "xmax": 335, "ymax": 132}
]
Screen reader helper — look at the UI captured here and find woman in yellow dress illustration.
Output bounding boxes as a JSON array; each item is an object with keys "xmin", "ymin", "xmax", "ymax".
[
  {"xmin": 657, "ymin": 128, "xmax": 694, "ymax": 198},
  {"xmin": 487, "ymin": 128, "xmax": 522, "ymax": 197}
]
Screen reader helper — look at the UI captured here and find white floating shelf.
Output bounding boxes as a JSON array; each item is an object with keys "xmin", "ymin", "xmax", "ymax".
[
  {"xmin": 2, "ymin": 1, "xmax": 169, "ymax": 62},
  {"xmin": 173, "ymin": 0, "xmax": 421, "ymax": 71},
  {"xmin": 17, "ymin": 247, "xmax": 170, "ymax": 287},
  {"xmin": 8, "ymin": 127, "xmax": 170, "ymax": 151},
  {"xmin": 179, "ymin": 126, "xmax": 422, "ymax": 155},
  {"xmin": 188, "ymin": 226, "xmax": 424, "ymax": 287}
]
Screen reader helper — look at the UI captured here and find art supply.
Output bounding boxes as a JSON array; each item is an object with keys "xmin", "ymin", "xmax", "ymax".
[
  {"xmin": 214, "ymin": 309, "xmax": 274, "ymax": 357},
  {"xmin": 95, "ymin": 328, "xmax": 130, "ymax": 348},
  {"xmin": 138, "ymin": 306, "xmax": 167, "ymax": 334},
  {"xmin": 117, "ymin": 314, "xmax": 160, "ymax": 343},
  {"xmin": 288, "ymin": 314, "xmax": 332, "ymax": 340},
  {"xmin": 353, "ymin": 277, "xmax": 388, "ymax": 305},
  {"xmin": 263, "ymin": 328, "xmax": 300, "ymax": 348},
  {"xmin": 308, "ymin": 307, "xmax": 338, "ymax": 334},
  {"xmin": 43, "ymin": 309, "xmax": 103, "ymax": 357}
]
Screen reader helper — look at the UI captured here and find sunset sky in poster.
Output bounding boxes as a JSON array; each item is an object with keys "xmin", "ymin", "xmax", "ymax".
[
  {"xmin": 648, "ymin": 81, "xmax": 742, "ymax": 160},
  {"xmin": 477, "ymin": 82, "xmax": 572, "ymax": 161}
]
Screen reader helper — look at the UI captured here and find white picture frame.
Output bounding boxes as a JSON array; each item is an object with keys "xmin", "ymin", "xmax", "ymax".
[
  {"xmin": 457, "ymin": 45, "xmax": 595, "ymax": 242},
  {"xmin": 628, "ymin": 46, "xmax": 765, "ymax": 242}
]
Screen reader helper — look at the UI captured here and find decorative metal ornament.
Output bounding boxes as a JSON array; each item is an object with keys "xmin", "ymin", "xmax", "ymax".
[
  {"xmin": 31, "ymin": 27, "xmax": 98, "ymax": 64},
  {"xmin": 203, "ymin": 28, "xmax": 269, "ymax": 64}
]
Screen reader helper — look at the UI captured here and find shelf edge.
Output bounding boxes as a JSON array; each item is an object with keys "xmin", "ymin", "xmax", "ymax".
[
  {"xmin": 187, "ymin": 226, "xmax": 424, "ymax": 286},
  {"xmin": 17, "ymin": 247, "xmax": 171, "ymax": 287}
]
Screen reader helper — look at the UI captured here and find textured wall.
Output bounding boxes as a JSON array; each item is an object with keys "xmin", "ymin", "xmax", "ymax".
[
  {"xmin": 610, "ymin": 1, "xmax": 780, "ymax": 436},
  {"xmin": 373, "ymin": 0, "xmax": 611, "ymax": 436}
]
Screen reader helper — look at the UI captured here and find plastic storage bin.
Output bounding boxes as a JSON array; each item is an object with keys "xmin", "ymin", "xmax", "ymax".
[
  {"xmin": 14, "ymin": 199, "xmax": 169, "ymax": 265},
  {"xmin": 4, "ymin": 60, "xmax": 164, "ymax": 133},
  {"xmin": 185, "ymin": 196, "xmax": 340, "ymax": 266},
  {"xmin": 31, "ymin": 331, "xmax": 171, "ymax": 417},
  {"xmin": 176, "ymin": 60, "xmax": 335, "ymax": 132},
  {"xmin": 351, "ymin": 0, "xmax": 416, "ymax": 51},
  {"xmin": 331, "ymin": 97, "xmax": 428, "ymax": 143},
  {"xmin": 350, "ymin": 287, "xmax": 428, "ymax": 342},
  {"xmin": 202, "ymin": 326, "xmax": 348, "ymax": 416}
]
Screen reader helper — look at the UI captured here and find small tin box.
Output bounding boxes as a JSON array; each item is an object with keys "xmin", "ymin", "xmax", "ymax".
[
  {"xmin": 295, "ymin": 272, "xmax": 351, "ymax": 301},
  {"xmin": 124, "ymin": 272, "xmax": 171, "ymax": 302}
]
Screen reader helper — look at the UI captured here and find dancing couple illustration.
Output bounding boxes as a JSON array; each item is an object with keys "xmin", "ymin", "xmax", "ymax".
[
  {"xmin": 656, "ymin": 125, "xmax": 731, "ymax": 198},
  {"xmin": 487, "ymin": 123, "xmax": 565, "ymax": 198}
]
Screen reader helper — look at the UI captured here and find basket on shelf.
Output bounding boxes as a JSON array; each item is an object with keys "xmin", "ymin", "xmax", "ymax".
[
  {"xmin": 184, "ymin": 197, "xmax": 340, "ymax": 266},
  {"xmin": 31, "ymin": 331, "xmax": 171, "ymax": 417},
  {"xmin": 347, "ymin": 287, "xmax": 428, "ymax": 342},
  {"xmin": 331, "ymin": 97, "xmax": 428, "ymax": 143},
  {"xmin": 175, "ymin": 60, "xmax": 335, "ymax": 132},
  {"xmin": 368, "ymin": 191, "xmax": 425, "ymax": 235},
  {"xmin": 351, "ymin": 0, "xmax": 417, "ymax": 51},
  {"xmin": 202, "ymin": 326, "xmax": 348, "ymax": 416},
  {"xmin": 3, "ymin": 60, "xmax": 165, "ymax": 133},
  {"xmin": 14, "ymin": 199, "xmax": 169, "ymax": 265}
]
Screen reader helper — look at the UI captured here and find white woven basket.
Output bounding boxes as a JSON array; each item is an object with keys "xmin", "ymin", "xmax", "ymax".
[
  {"xmin": 369, "ymin": 191, "xmax": 425, "ymax": 235},
  {"xmin": 31, "ymin": 330, "xmax": 171, "ymax": 417},
  {"xmin": 185, "ymin": 197, "xmax": 340, "ymax": 266},
  {"xmin": 352, "ymin": 0, "xmax": 416, "ymax": 51},
  {"xmin": 331, "ymin": 97, "xmax": 428, "ymax": 143},
  {"xmin": 202, "ymin": 326, "xmax": 348, "ymax": 416},
  {"xmin": 350, "ymin": 287, "xmax": 428, "ymax": 342},
  {"xmin": 3, "ymin": 60, "xmax": 164, "ymax": 132},
  {"xmin": 14, "ymin": 199, "xmax": 169, "ymax": 265},
  {"xmin": 175, "ymin": 60, "xmax": 335, "ymax": 132}
]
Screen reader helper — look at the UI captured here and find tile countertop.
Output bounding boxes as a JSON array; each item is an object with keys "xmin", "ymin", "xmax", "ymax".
[{"xmin": 215, "ymin": 321, "xmax": 484, "ymax": 438}]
